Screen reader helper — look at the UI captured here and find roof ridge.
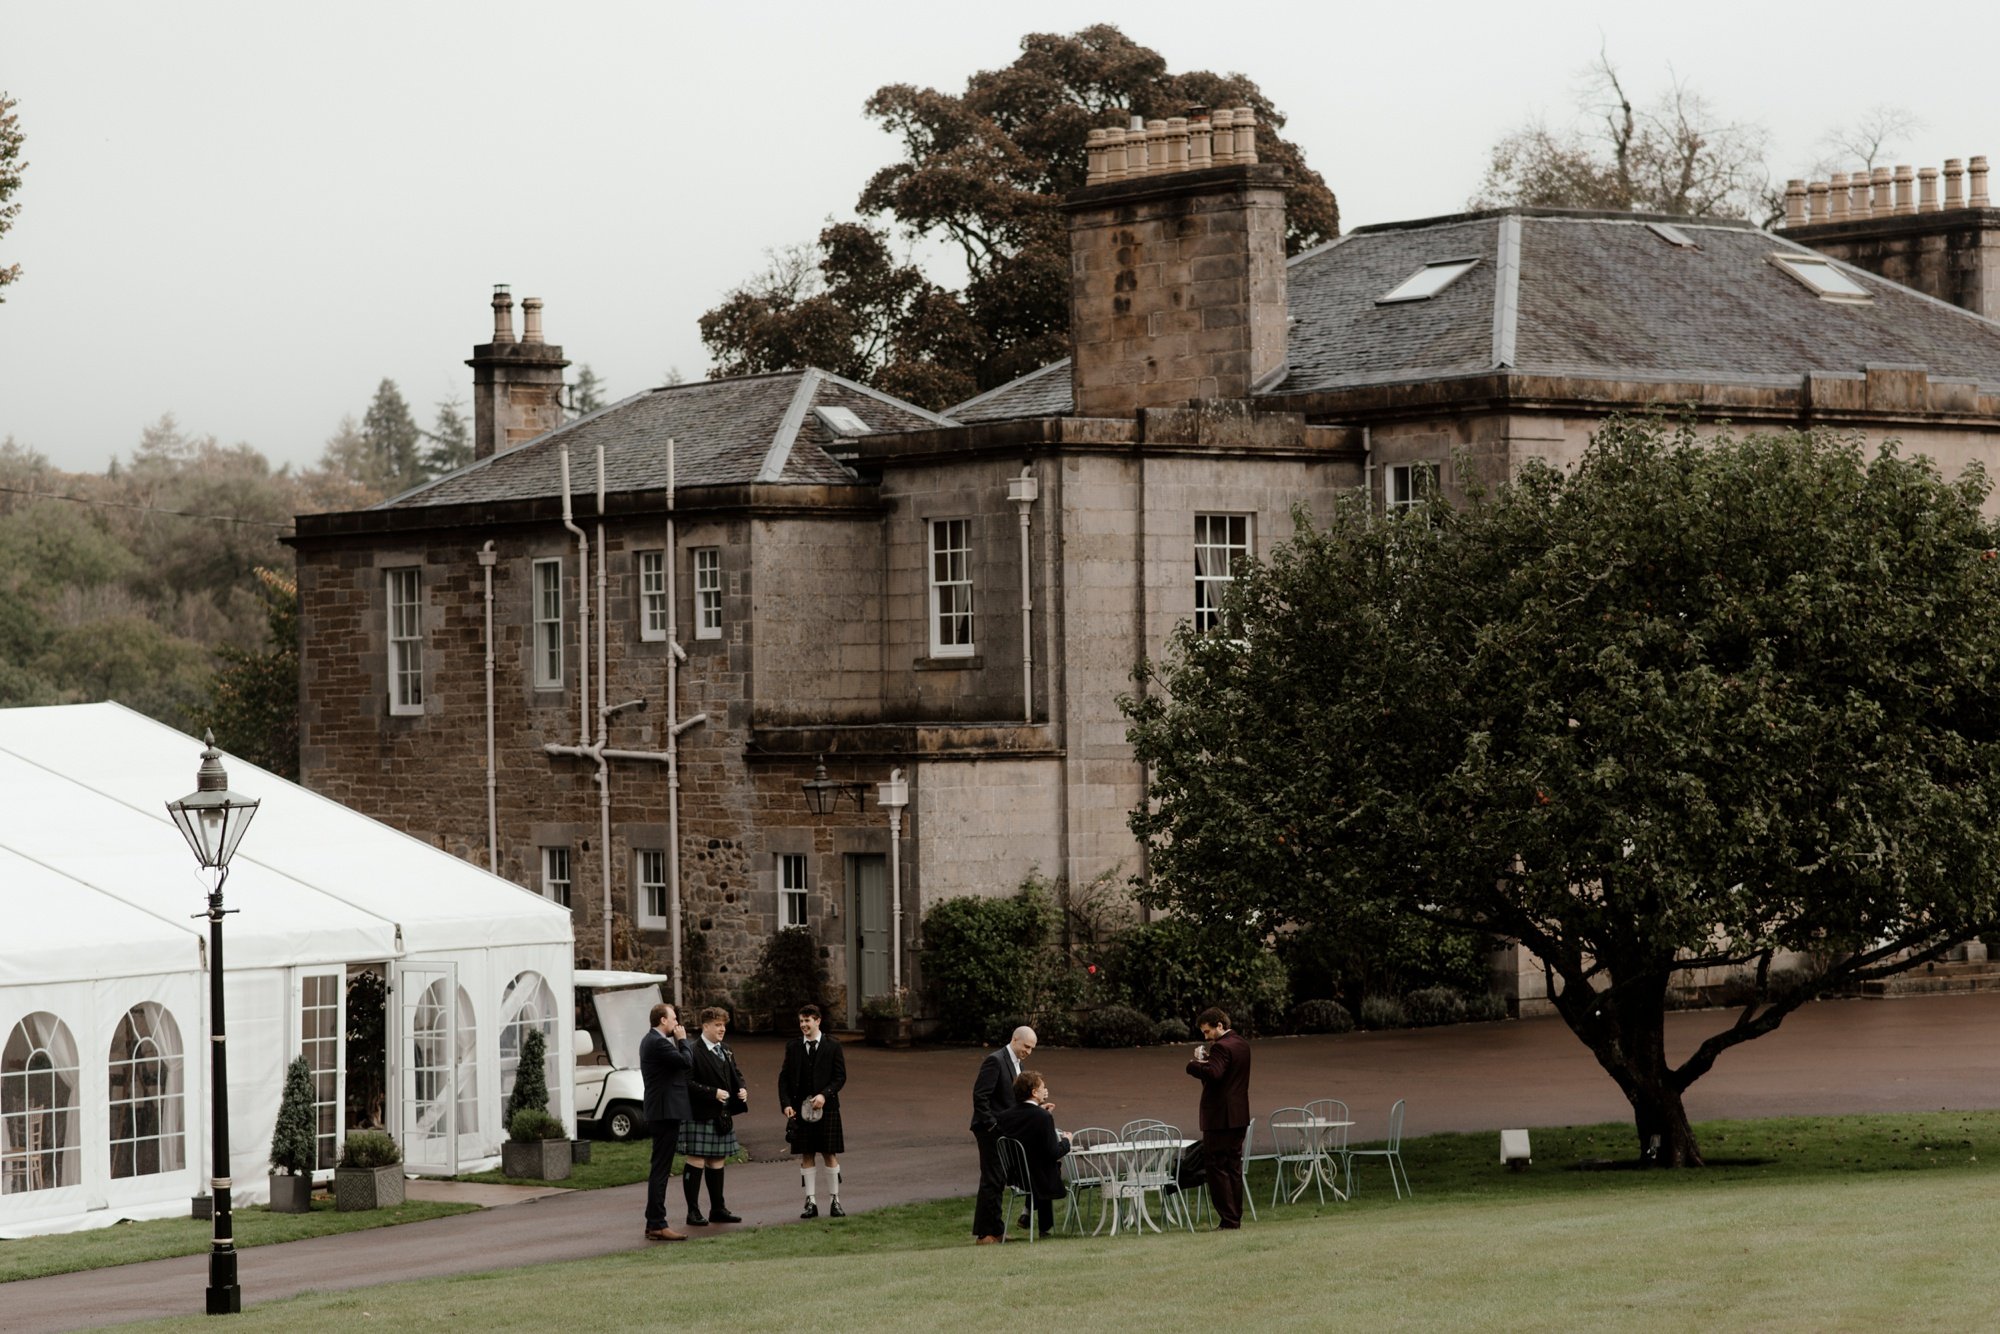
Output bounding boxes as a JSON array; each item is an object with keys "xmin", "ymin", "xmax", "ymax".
[
  {"xmin": 1491, "ymin": 215, "xmax": 1522, "ymax": 370},
  {"xmin": 757, "ymin": 369, "xmax": 823, "ymax": 482},
  {"xmin": 813, "ymin": 368, "xmax": 960, "ymax": 428}
]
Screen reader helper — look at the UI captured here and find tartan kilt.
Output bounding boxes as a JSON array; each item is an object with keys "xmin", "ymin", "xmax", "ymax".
[
  {"xmin": 787, "ymin": 1103, "xmax": 845, "ymax": 1156},
  {"xmin": 679, "ymin": 1117, "xmax": 741, "ymax": 1159}
]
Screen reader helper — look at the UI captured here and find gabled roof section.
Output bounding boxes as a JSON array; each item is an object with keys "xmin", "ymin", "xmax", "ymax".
[
  {"xmin": 947, "ymin": 357, "xmax": 1075, "ymax": 424},
  {"xmin": 382, "ymin": 370, "xmax": 952, "ymax": 510}
]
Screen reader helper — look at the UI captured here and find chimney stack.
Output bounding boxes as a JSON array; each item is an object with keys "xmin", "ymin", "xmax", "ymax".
[
  {"xmin": 467, "ymin": 285, "xmax": 570, "ymax": 460},
  {"xmin": 1065, "ymin": 107, "xmax": 1289, "ymax": 417}
]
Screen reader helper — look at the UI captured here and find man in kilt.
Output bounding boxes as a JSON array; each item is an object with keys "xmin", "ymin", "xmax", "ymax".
[
  {"xmin": 681, "ymin": 1007, "xmax": 749, "ymax": 1225},
  {"xmin": 778, "ymin": 1003, "xmax": 847, "ymax": 1218}
]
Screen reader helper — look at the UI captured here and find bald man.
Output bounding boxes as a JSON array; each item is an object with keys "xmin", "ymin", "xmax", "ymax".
[{"xmin": 969, "ymin": 1026, "xmax": 1036, "ymax": 1244}]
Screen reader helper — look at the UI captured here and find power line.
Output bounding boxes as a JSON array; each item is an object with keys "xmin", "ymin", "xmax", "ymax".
[{"xmin": 0, "ymin": 483, "xmax": 297, "ymax": 532}]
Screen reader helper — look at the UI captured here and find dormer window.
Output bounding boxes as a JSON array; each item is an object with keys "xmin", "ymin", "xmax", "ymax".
[
  {"xmin": 1771, "ymin": 254, "xmax": 1873, "ymax": 304},
  {"xmin": 1377, "ymin": 258, "xmax": 1479, "ymax": 304}
]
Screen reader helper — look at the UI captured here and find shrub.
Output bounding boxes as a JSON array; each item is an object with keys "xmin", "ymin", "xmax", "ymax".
[
  {"xmin": 1359, "ymin": 995, "xmax": 1406, "ymax": 1029},
  {"xmin": 1404, "ymin": 986, "xmax": 1468, "ymax": 1027},
  {"xmin": 508, "ymin": 1109, "xmax": 567, "ymax": 1144},
  {"xmin": 743, "ymin": 927, "xmax": 828, "ymax": 1018},
  {"xmin": 506, "ymin": 1027, "xmax": 550, "ymax": 1124},
  {"xmin": 269, "ymin": 1054, "xmax": 318, "ymax": 1176},
  {"xmin": 338, "ymin": 1129, "xmax": 402, "ymax": 1169},
  {"xmin": 1080, "ymin": 1004, "xmax": 1157, "ymax": 1048},
  {"xmin": 1109, "ymin": 918, "xmax": 1290, "ymax": 1035},
  {"xmin": 860, "ymin": 989, "xmax": 906, "ymax": 1020},
  {"xmin": 1287, "ymin": 999, "xmax": 1355, "ymax": 1035},
  {"xmin": 1153, "ymin": 1017, "xmax": 1191, "ymax": 1044},
  {"xmin": 923, "ymin": 876, "xmax": 1083, "ymax": 1041},
  {"xmin": 1465, "ymin": 991, "xmax": 1510, "ymax": 1023}
]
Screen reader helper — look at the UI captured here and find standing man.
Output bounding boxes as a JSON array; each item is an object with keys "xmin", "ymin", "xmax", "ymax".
[
  {"xmin": 1185, "ymin": 1006, "xmax": 1252, "ymax": 1230},
  {"xmin": 778, "ymin": 1003, "xmax": 847, "ymax": 1219},
  {"xmin": 681, "ymin": 1007, "xmax": 749, "ymax": 1226},
  {"xmin": 969, "ymin": 1025, "xmax": 1036, "ymax": 1244},
  {"xmin": 640, "ymin": 1001, "xmax": 691, "ymax": 1242}
]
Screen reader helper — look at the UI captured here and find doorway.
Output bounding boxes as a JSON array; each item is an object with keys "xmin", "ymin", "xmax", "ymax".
[{"xmin": 845, "ymin": 854, "xmax": 889, "ymax": 1026}]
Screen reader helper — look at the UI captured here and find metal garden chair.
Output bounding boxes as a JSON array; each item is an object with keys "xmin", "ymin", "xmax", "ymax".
[
  {"xmin": 1266, "ymin": 1106, "xmax": 1327, "ymax": 1207},
  {"xmin": 1344, "ymin": 1099, "xmax": 1411, "ymax": 1199},
  {"xmin": 1061, "ymin": 1126, "xmax": 1118, "ymax": 1234},
  {"xmin": 997, "ymin": 1136, "xmax": 1039, "ymax": 1242}
]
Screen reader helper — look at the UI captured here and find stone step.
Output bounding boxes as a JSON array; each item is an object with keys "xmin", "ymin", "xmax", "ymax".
[{"xmin": 1858, "ymin": 963, "xmax": 2000, "ymax": 999}]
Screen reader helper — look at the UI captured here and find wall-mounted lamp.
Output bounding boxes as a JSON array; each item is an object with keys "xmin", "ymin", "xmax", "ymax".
[{"xmin": 800, "ymin": 755, "xmax": 868, "ymax": 816}]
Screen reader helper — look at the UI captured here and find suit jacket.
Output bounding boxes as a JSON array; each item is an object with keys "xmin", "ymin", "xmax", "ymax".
[
  {"xmin": 640, "ymin": 1027, "xmax": 692, "ymax": 1123},
  {"xmin": 687, "ymin": 1040, "xmax": 749, "ymax": 1123},
  {"xmin": 1186, "ymin": 1029, "xmax": 1252, "ymax": 1132},
  {"xmin": 778, "ymin": 1034, "xmax": 846, "ymax": 1115},
  {"xmin": 993, "ymin": 1100, "xmax": 1069, "ymax": 1199},
  {"xmin": 970, "ymin": 1045, "xmax": 1022, "ymax": 1134}
]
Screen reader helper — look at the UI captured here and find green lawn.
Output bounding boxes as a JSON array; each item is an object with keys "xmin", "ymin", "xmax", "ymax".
[
  {"xmin": 452, "ymin": 1139, "xmax": 652, "ymax": 1190},
  {"xmin": 114, "ymin": 1111, "xmax": 2000, "ymax": 1331}
]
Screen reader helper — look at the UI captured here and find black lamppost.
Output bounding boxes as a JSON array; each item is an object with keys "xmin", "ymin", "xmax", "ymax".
[{"xmin": 165, "ymin": 732, "xmax": 260, "ymax": 1317}]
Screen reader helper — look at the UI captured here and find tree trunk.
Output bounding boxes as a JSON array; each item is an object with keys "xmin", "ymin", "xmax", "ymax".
[{"xmin": 1563, "ymin": 967, "xmax": 1707, "ymax": 1166}]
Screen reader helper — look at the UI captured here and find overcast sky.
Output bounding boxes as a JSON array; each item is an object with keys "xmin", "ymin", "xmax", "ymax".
[{"xmin": 2, "ymin": 0, "xmax": 1993, "ymax": 474}]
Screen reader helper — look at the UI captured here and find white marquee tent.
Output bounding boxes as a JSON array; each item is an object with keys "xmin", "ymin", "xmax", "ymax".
[{"xmin": 0, "ymin": 703, "xmax": 575, "ymax": 1238}]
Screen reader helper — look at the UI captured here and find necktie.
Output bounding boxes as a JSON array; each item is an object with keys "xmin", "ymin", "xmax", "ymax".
[{"xmin": 807, "ymin": 1042, "xmax": 817, "ymax": 1058}]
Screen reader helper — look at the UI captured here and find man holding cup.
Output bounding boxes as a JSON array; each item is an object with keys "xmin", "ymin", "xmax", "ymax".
[{"xmin": 1185, "ymin": 1006, "xmax": 1252, "ymax": 1229}]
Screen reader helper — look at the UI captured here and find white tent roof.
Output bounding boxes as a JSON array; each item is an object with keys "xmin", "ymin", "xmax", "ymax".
[
  {"xmin": 0, "ymin": 703, "xmax": 570, "ymax": 973},
  {"xmin": 0, "ymin": 844, "xmax": 198, "ymax": 987}
]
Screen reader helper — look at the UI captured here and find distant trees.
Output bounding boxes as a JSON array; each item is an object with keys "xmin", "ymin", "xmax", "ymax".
[
  {"xmin": 0, "ymin": 92, "xmax": 24, "ymax": 300},
  {"xmin": 421, "ymin": 398, "xmax": 472, "ymax": 477},
  {"xmin": 567, "ymin": 366, "xmax": 607, "ymax": 419},
  {"xmin": 196, "ymin": 568, "xmax": 298, "ymax": 780},
  {"xmin": 361, "ymin": 379, "xmax": 424, "ymax": 494}
]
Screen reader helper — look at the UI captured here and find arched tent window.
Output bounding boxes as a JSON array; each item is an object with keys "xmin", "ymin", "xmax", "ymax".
[
  {"xmin": 455, "ymin": 987, "xmax": 478, "ymax": 1138},
  {"xmin": 408, "ymin": 980, "xmax": 453, "ymax": 1152},
  {"xmin": 2, "ymin": 1012, "xmax": 81, "ymax": 1194},
  {"xmin": 109, "ymin": 1004, "xmax": 186, "ymax": 1178},
  {"xmin": 498, "ymin": 971, "xmax": 557, "ymax": 1106}
]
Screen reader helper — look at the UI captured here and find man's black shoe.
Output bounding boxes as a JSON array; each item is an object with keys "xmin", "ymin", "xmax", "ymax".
[
  {"xmin": 1017, "ymin": 1212, "xmax": 1030, "ymax": 1228},
  {"xmin": 710, "ymin": 1208, "xmax": 743, "ymax": 1224},
  {"xmin": 800, "ymin": 1200, "xmax": 819, "ymax": 1219},
  {"xmin": 685, "ymin": 1210, "xmax": 708, "ymax": 1227},
  {"xmin": 828, "ymin": 1200, "xmax": 846, "ymax": 1218}
]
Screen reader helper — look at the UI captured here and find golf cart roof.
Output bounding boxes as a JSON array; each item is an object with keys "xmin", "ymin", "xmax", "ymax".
[{"xmin": 574, "ymin": 970, "xmax": 669, "ymax": 989}]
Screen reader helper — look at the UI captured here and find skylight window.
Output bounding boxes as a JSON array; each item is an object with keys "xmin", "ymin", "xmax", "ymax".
[
  {"xmin": 1647, "ymin": 221, "xmax": 1698, "ymax": 248},
  {"xmin": 1377, "ymin": 258, "xmax": 1479, "ymax": 304},
  {"xmin": 1771, "ymin": 254, "xmax": 1873, "ymax": 303},
  {"xmin": 812, "ymin": 404, "xmax": 874, "ymax": 436}
]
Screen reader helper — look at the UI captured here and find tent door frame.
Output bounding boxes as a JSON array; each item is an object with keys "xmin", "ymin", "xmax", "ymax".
[{"xmin": 390, "ymin": 959, "xmax": 459, "ymax": 1177}]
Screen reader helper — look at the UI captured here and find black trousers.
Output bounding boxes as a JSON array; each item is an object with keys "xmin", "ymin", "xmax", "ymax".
[
  {"xmin": 645, "ymin": 1118, "xmax": 682, "ymax": 1230},
  {"xmin": 972, "ymin": 1128, "xmax": 1007, "ymax": 1237},
  {"xmin": 1203, "ymin": 1127, "xmax": 1247, "ymax": 1228}
]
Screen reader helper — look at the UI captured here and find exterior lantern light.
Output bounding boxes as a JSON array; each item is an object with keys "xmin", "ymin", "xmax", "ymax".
[
  {"xmin": 877, "ymin": 769, "xmax": 909, "ymax": 993},
  {"xmin": 800, "ymin": 754, "xmax": 868, "ymax": 816},
  {"xmin": 165, "ymin": 730, "xmax": 259, "ymax": 1317}
]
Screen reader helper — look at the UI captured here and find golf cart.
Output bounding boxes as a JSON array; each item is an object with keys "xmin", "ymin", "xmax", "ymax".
[{"xmin": 574, "ymin": 969, "xmax": 668, "ymax": 1140}]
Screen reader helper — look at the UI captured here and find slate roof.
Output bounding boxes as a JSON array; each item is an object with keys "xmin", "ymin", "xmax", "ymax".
[
  {"xmin": 383, "ymin": 369, "xmax": 954, "ymax": 510},
  {"xmin": 944, "ymin": 208, "xmax": 2000, "ymax": 420}
]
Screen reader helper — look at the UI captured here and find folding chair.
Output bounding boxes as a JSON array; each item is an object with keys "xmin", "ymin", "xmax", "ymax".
[
  {"xmin": 1267, "ymin": 1106, "xmax": 1326, "ymax": 1207},
  {"xmin": 1344, "ymin": 1099, "xmax": 1411, "ymax": 1200},
  {"xmin": 996, "ymin": 1136, "xmax": 1038, "ymax": 1242}
]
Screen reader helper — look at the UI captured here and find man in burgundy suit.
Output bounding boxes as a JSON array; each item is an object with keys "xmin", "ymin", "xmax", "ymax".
[{"xmin": 1185, "ymin": 1005, "xmax": 1252, "ymax": 1229}]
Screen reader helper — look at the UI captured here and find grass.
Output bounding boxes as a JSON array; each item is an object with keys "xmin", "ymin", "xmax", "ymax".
[
  {"xmin": 0, "ymin": 1198, "xmax": 477, "ymax": 1285},
  {"xmin": 452, "ymin": 1139, "xmax": 652, "ymax": 1190},
  {"xmin": 107, "ymin": 1110, "xmax": 2000, "ymax": 1331}
]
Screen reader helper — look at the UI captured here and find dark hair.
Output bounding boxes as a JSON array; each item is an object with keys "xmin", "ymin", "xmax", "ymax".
[
  {"xmin": 698, "ymin": 1006, "xmax": 730, "ymax": 1026},
  {"xmin": 1012, "ymin": 1069, "xmax": 1044, "ymax": 1101},
  {"xmin": 798, "ymin": 1004, "xmax": 822, "ymax": 1021},
  {"xmin": 650, "ymin": 1002, "xmax": 674, "ymax": 1028},
  {"xmin": 1196, "ymin": 1007, "xmax": 1230, "ymax": 1030}
]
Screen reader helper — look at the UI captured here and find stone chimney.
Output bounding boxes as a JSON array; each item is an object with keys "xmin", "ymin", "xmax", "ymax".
[
  {"xmin": 1781, "ymin": 155, "xmax": 2000, "ymax": 318},
  {"xmin": 1063, "ymin": 107, "xmax": 1290, "ymax": 418},
  {"xmin": 467, "ymin": 284, "xmax": 570, "ymax": 460}
]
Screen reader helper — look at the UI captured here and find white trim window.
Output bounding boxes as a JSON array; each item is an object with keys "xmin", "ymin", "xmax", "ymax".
[
  {"xmin": 386, "ymin": 567, "xmax": 423, "ymax": 715},
  {"xmin": 108, "ymin": 1004, "xmax": 185, "ymax": 1179},
  {"xmin": 636, "ymin": 849, "xmax": 667, "ymax": 928},
  {"xmin": 637, "ymin": 550, "xmax": 668, "ymax": 642},
  {"xmin": 1386, "ymin": 462, "xmax": 1438, "ymax": 513},
  {"xmin": 1194, "ymin": 514, "xmax": 1252, "ymax": 634},
  {"xmin": 928, "ymin": 518, "xmax": 975, "ymax": 657},
  {"xmin": 532, "ymin": 559, "xmax": 563, "ymax": 688},
  {"xmin": 779, "ymin": 853, "xmax": 809, "ymax": 929},
  {"xmin": 541, "ymin": 847, "xmax": 572, "ymax": 910},
  {"xmin": 693, "ymin": 547, "xmax": 722, "ymax": 640}
]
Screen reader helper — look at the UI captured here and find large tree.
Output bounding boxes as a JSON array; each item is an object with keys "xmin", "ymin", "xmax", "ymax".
[
  {"xmin": 196, "ymin": 567, "xmax": 298, "ymax": 780},
  {"xmin": 701, "ymin": 25, "xmax": 1338, "ymax": 410},
  {"xmin": 361, "ymin": 379, "xmax": 425, "ymax": 493},
  {"xmin": 0, "ymin": 92, "xmax": 24, "ymax": 300},
  {"xmin": 1125, "ymin": 420, "xmax": 2000, "ymax": 1165}
]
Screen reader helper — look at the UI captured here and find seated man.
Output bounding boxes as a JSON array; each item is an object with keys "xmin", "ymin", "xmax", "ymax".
[{"xmin": 992, "ymin": 1069, "xmax": 1069, "ymax": 1238}]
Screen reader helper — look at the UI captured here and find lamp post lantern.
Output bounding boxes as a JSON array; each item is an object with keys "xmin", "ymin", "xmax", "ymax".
[
  {"xmin": 876, "ymin": 769, "xmax": 908, "ymax": 994},
  {"xmin": 800, "ymin": 755, "xmax": 868, "ymax": 817},
  {"xmin": 166, "ymin": 731, "xmax": 260, "ymax": 1317}
]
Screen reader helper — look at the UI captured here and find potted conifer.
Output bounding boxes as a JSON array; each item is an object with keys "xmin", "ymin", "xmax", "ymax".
[
  {"xmin": 500, "ymin": 1029, "xmax": 573, "ymax": 1180},
  {"xmin": 333, "ymin": 1129, "xmax": 405, "ymax": 1210},
  {"xmin": 267, "ymin": 1054, "xmax": 317, "ymax": 1212}
]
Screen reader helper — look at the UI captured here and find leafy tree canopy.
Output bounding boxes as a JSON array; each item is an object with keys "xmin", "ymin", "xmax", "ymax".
[
  {"xmin": 700, "ymin": 25, "xmax": 1338, "ymax": 410},
  {"xmin": 196, "ymin": 567, "xmax": 298, "ymax": 780},
  {"xmin": 0, "ymin": 91, "xmax": 23, "ymax": 300},
  {"xmin": 1126, "ymin": 419, "xmax": 2000, "ymax": 1165}
]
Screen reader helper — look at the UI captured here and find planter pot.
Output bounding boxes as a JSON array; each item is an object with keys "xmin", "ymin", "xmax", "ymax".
[
  {"xmin": 333, "ymin": 1163, "xmax": 405, "ymax": 1212},
  {"xmin": 863, "ymin": 1015, "xmax": 914, "ymax": 1049},
  {"xmin": 570, "ymin": 1138, "xmax": 592, "ymax": 1165},
  {"xmin": 502, "ymin": 1138, "xmax": 573, "ymax": 1181},
  {"xmin": 267, "ymin": 1173, "xmax": 314, "ymax": 1213}
]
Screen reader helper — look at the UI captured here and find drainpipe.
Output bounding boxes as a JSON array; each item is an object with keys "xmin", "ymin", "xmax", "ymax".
[
  {"xmin": 559, "ymin": 451, "xmax": 591, "ymax": 743},
  {"xmin": 595, "ymin": 444, "xmax": 612, "ymax": 969},
  {"xmin": 1008, "ymin": 467, "xmax": 1038, "ymax": 724},
  {"xmin": 665, "ymin": 436, "xmax": 685, "ymax": 1007},
  {"xmin": 478, "ymin": 541, "xmax": 499, "ymax": 873}
]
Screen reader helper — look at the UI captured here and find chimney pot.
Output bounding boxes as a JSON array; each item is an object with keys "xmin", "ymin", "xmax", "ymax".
[
  {"xmin": 522, "ymin": 297, "xmax": 545, "ymax": 345},
  {"xmin": 1086, "ymin": 128, "xmax": 1107, "ymax": 186},
  {"xmin": 1944, "ymin": 158, "xmax": 1965, "ymax": 208},
  {"xmin": 1125, "ymin": 115, "xmax": 1147, "ymax": 177},
  {"xmin": 1211, "ymin": 107, "xmax": 1236, "ymax": 165},
  {"xmin": 491, "ymin": 284, "xmax": 516, "ymax": 344},
  {"xmin": 1971, "ymin": 155, "xmax": 1991, "ymax": 208},
  {"xmin": 1871, "ymin": 166, "xmax": 1894, "ymax": 216},
  {"xmin": 1145, "ymin": 118, "xmax": 1168, "ymax": 176},
  {"xmin": 1188, "ymin": 110, "xmax": 1212, "ymax": 170},
  {"xmin": 1104, "ymin": 125, "xmax": 1127, "ymax": 181},
  {"xmin": 1784, "ymin": 179, "xmax": 1807, "ymax": 228},
  {"xmin": 1166, "ymin": 116, "xmax": 1189, "ymax": 172},
  {"xmin": 1919, "ymin": 166, "xmax": 1940, "ymax": 213},
  {"xmin": 1892, "ymin": 165, "xmax": 1915, "ymax": 216},
  {"xmin": 1232, "ymin": 106, "xmax": 1258, "ymax": 165},
  {"xmin": 1829, "ymin": 172, "xmax": 1850, "ymax": 221},
  {"xmin": 1807, "ymin": 180, "xmax": 1830, "ymax": 223}
]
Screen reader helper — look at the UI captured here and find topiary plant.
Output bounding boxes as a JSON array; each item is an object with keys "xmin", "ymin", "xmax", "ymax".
[
  {"xmin": 506, "ymin": 1027, "xmax": 550, "ymax": 1125},
  {"xmin": 1287, "ymin": 999, "xmax": 1356, "ymax": 1035},
  {"xmin": 270, "ymin": 1054, "xmax": 318, "ymax": 1176},
  {"xmin": 338, "ymin": 1128, "xmax": 402, "ymax": 1169},
  {"xmin": 1080, "ymin": 1004, "xmax": 1157, "ymax": 1048}
]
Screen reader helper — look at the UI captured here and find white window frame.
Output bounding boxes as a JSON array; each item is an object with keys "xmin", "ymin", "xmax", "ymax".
[
  {"xmin": 1194, "ymin": 514, "xmax": 1252, "ymax": 634},
  {"xmin": 928, "ymin": 518, "xmax": 975, "ymax": 657},
  {"xmin": 532, "ymin": 559, "xmax": 563, "ymax": 689},
  {"xmin": 779, "ymin": 853, "xmax": 809, "ymax": 930},
  {"xmin": 541, "ymin": 846, "xmax": 572, "ymax": 910},
  {"xmin": 636, "ymin": 849, "xmax": 667, "ymax": 928},
  {"xmin": 386, "ymin": 567, "xmax": 423, "ymax": 715},
  {"xmin": 1770, "ymin": 252, "xmax": 1873, "ymax": 303},
  {"xmin": 1377, "ymin": 258, "xmax": 1479, "ymax": 304},
  {"xmin": 1386, "ymin": 462, "xmax": 1439, "ymax": 513},
  {"xmin": 637, "ymin": 550, "xmax": 668, "ymax": 643},
  {"xmin": 693, "ymin": 547, "xmax": 722, "ymax": 641}
]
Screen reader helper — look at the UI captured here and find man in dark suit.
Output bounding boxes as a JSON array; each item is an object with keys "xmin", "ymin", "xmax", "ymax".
[
  {"xmin": 993, "ymin": 1069, "xmax": 1069, "ymax": 1238},
  {"xmin": 969, "ymin": 1025, "xmax": 1036, "ymax": 1243},
  {"xmin": 640, "ymin": 1001, "xmax": 691, "ymax": 1241},
  {"xmin": 778, "ymin": 1003, "xmax": 847, "ymax": 1219},
  {"xmin": 1185, "ymin": 1005, "xmax": 1252, "ymax": 1229}
]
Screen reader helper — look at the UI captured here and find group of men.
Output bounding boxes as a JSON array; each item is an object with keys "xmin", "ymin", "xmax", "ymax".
[
  {"xmin": 639, "ymin": 1002, "xmax": 847, "ymax": 1241},
  {"xmin": 969, "ymin": 1006, "xmax": 1252, "ymax": 1240}
]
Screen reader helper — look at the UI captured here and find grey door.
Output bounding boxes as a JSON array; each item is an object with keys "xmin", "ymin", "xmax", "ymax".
[{"xmin": 846, "ymin": 854, "xmax": 889, "ymax": 1025}]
